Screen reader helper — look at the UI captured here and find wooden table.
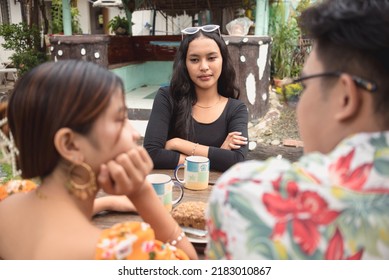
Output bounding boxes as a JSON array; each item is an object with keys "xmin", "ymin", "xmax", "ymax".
[{"xmin": 92, "ymin": 169, "xmax": 221, "ymax": 229}]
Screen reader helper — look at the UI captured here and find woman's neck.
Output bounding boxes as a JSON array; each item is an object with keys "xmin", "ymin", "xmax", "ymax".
[
  {"xmin": 39, "ymin": 169, "xmax": 97, "ymax": 219},
  {"xmin": 194, "ymin": 84, "xmax": 218, "ymax": 98},
  {"xmin": 195, "ymin": 86, "xmax": 220, "ymax": 104},
  {"xmin": 194, "ymin": 94, "xmax": 221, "ymax": 109}
]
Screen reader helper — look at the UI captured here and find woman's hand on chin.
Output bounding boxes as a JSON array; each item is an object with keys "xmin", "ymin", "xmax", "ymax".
[{"xmin": 97, "ymin": 146, "xmax": 153, "ymax": 197}]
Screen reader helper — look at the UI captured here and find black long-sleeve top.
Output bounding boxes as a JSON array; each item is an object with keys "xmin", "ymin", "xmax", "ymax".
[{"xmin": 143, "ymin": 87, "xmax": 249, "ymax": 172}]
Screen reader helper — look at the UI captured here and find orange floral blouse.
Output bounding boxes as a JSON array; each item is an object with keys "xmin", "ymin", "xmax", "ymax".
[{"xmin": 0, "ymin": 180, "xmax": 189, "ymax": 260}]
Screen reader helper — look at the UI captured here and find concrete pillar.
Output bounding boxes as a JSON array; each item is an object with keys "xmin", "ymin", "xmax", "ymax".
[{"xmin": 255, "ymin": 0, "xmax": 269, "ymax": 35}]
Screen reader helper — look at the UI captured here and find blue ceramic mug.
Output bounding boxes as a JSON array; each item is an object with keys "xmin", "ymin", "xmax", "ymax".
[
  {"xmin": 146, "ymin": 173, "xmax": 184, "ymax": 212},
  {"xmin": 174, "ymin": 156, "xmax": 210, "ymax": 190}
]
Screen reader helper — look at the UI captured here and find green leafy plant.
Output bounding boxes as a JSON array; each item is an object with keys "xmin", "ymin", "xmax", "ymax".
[
  {"xmin": 0, "ymin": 148, "xmax": 16, "ymax": 183},
  {"xmin": 108, "ymin": 15, "xmax": 130, "ymax": 35},
  {"xmin": 70, "ymin": 6, "xmax": 83, "ymax": 34},
  {"xmin": 0, "ymin": 23, "xmax": 47, "ymax": 77},
  {"xmin": 0, "ymin": 162, "xmax": 14, "ymax": 183},
  {"xmin": 269, "ymin": 1, "xmax": 301, "ymax": 79}
]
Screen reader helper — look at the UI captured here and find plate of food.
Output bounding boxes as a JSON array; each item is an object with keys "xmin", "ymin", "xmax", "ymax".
[
  {"xmin": 172, "ymin": 201, "xmax": 208, "ymax": 244},
  {"xmin": 182, "ymin": 227, "xmax": 208, "ymax": 244},
  {"xmin": 186, "ymin": 235, "xmax": 208, "ymax": 244}
]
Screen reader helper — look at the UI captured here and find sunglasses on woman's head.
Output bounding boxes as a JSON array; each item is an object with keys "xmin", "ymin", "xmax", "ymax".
[{"xmin": 181, "ymin": 25, "xmax": 221, "ymax": 39}]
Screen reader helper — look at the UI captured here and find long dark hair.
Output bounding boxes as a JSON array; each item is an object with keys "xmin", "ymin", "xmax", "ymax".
[
  {"xmin": 8, "ymin": 60, "xmax": 124, "ymax": 179},
  {"xmin": 169, "ymin": 30, "xmax": 240, "ymax": 140}
]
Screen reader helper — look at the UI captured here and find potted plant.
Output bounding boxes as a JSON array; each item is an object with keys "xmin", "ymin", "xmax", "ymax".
[{"xmin": 108, "ymin": 15, "xmax": 129, "ymax": 35}]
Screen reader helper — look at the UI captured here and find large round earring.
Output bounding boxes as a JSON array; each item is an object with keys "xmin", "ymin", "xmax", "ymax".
[{"xmin": 66, "ymin": 162, "xmax": 97, "ymax": 200}]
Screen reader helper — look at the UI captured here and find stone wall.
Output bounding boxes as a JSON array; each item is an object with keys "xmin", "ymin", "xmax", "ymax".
[
  {"xmin": 49, "ymin": 35, "xmax": 111, "ymax": 67},
  {"xmin": 49, "ymin": 35, "xmax": 181, "ymax": 68}
]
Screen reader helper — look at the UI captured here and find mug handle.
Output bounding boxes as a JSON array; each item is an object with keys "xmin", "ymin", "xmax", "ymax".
[
  {"xmin": 174, "ymin": 163, "xmax": 185, "ymax": 184},
  {"xmin": 172, "ymin": 181, "xmax": 184, "ymax": 206}
]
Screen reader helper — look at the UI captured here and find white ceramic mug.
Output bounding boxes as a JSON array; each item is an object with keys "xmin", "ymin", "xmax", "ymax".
[
  {"xmin": 147, "ymin": 173, "xmax": 184, "ymax": 212},
  {"xmin": 174, "ymin": 156, "xmax": 210, "ymax": 190}
]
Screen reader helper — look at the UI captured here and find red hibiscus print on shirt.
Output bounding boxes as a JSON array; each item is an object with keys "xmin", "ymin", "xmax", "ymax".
[
  {"xmin": 263, "ymin": 186, "xmax": 340, "ymax": 255},
  {"xmin": 329, "ymin": 149, "xmax": 373, "ymax": 191},
  {"xmin": 325, "ymin": 228, "xmax": 363, "ymax": 260},
  {"xmin": 207, "ymin": 219, "xmax": 228, "ymax": 247}
]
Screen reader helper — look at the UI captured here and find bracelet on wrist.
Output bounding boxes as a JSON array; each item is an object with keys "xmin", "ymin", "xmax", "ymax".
[
  {"xmin": 191, "ymin": 143, "xmax": 199, "ymax": 156},
  {"xmin": 169, "ymin": 231, "xmax": 185, "ymax": 246}
]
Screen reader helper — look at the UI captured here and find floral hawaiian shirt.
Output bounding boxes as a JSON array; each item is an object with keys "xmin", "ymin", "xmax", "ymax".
[
  {"xmin": 0, "ymin": 180, "xmax": 188, "ymax": 260},
  {"xmin": 206, "ymin": 131, "xmax": 389, "ymax": 259}
]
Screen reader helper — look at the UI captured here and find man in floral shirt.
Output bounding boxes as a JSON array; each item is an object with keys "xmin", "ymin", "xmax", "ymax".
[{"xmin": 206, "ymin": 0, "xmax": 389, "ymax": 260}]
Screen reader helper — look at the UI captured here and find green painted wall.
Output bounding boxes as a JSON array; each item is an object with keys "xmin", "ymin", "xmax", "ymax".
[{"xmin": 111, "ymin": 61, "xmax": 173, "ymax": 92}]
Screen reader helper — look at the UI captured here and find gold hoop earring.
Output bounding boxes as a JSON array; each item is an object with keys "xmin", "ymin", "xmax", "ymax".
[{"xmin": 66, "ymin": 162, "xmax": 97, "ymax": 200}]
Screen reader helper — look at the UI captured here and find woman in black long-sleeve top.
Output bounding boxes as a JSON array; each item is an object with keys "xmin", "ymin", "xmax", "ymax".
[{"xmin": 144, "ymin": 25, "xmax": 248, "ymax": 172}]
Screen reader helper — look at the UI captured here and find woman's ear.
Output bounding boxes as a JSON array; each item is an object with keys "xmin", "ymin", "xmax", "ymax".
[
  {"xmin": 54, "ymin": 128, "xmax": 84, "ymax": 163},
  {"xmin": 334, "ymin": 73, "xmax": 362, "ymax": 122}
]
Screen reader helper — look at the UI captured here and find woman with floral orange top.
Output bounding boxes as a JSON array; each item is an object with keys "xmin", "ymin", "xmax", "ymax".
[{"xmin": 0, "ymin": 60, "xmax": 197, "ymax": 260}]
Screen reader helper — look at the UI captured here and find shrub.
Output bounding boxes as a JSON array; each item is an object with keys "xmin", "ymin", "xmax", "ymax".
[
  {"xmin": 0, "ymin": 23, "xmax": 47, "ymax": 77},
  {"xmin": 269, "ymin": 2, "xmax": 301, "ymax": 79}
]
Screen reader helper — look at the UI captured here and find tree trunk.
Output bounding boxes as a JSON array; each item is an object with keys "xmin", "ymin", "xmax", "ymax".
[
  {"xmin": 39, "ymin": 0, "xmax": 49, "ymax": 35},
  {"xmin": 31, "ymin": 0, "xmax": 40, "ymax": 29},
  {"xmin": 19, "ymin": 0, "xmax": 28, "ymax": 23}
]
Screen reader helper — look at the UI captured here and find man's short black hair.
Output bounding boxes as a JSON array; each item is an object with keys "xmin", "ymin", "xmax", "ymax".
[{"xmin": 300, "ymin": 0, "xmax": 389, "ymax": 126}]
